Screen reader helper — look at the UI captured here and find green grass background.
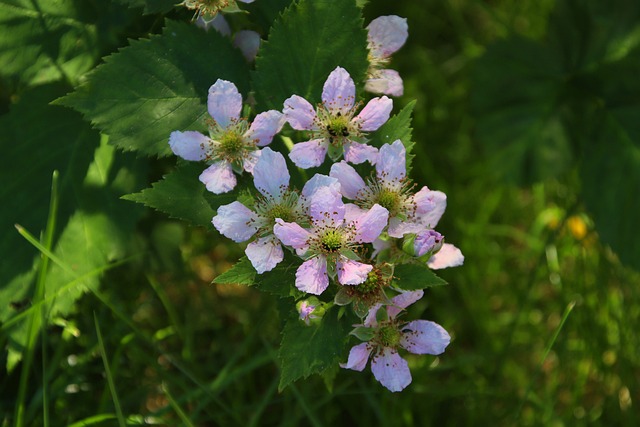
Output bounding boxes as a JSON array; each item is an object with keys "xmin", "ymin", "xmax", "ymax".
[{"xmin": 2, "ymin": 0, "xmax": 639, "ymax": 425}]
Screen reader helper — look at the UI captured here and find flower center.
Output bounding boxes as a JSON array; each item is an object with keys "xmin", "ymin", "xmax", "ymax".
[
  {"xmin": 183, "ymin": 0, "xmax": 230, "ymax": 17},
  {"xmin": 219, "ymin": 130, "xmax": 245, "ymax": 156},
  {"xmin": 377, "ymin": 325, "xmax": 401, "ymax": 348},
  {"xmin": 374, "ymin": 189, "xmax": 401, "ymax": 216},
  {"xmin": 266, "ymin": 204, "xmax": 296, "ymax": 223},
  {"xmin": 325, "ymin": 114, "xmax": 351, "ymax": 144},
  {"xmin": 320, "ymin": 229, "xmax": 343, "ymax": 253}
]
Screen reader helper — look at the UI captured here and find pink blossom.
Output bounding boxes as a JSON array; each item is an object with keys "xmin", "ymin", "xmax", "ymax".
[
  {"xmin": 341, "ymin": 290, "xmax": 450, "ymax": 392},
  {"xmin": 366, "ymin": 15, "xmax": 408, "ymax": 97},
  {"xmin": 284, "ymin": 67, "xmax": 392, "ymax": 168}
]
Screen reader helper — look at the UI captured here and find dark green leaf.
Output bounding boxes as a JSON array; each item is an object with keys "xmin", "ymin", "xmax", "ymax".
[
  {"xmin": 252, "ymin": 0, "xmax": 369, "ymax": 110},
  {"xmin": 213, "ymin": 257, "xmax": 256, "ymax": 285},
  {"xmin": 123, "ymin": 162, "xmax": 236, "ymax": 228},
  {"xmin": 254, "ymin": 252, "xmax": 304, "ymax": 298},
  {"xmin": 0, "ymin": 0, "xmax": 134, "ymax": 85},
  {"xmin": 368, "ymin": 100, "xmax": 416, "ymax": 171},
  {"xmin": 0, "ymin": 84, "xmax": 99, "ymax": 330},
  {"xmin": 57, "ymin": 20, "xmax": 250, "ymax": 157},
  {"xmin": 392, "ymin": 263, "xmax": 447, "ymax": 291},
  {"xmin": 472, "ymin": 37, "xmax": 572, "ymax": 185},
  {"xmin": 115, "ymin": 0, "xmax": 176, "ymax": 14},
  {"xmin": 278, "ymin": 306, "xmax": 350, "ymax": 391},
  {"xmin": 581, "ymin": 115, "xmax": 640, "ymax": 270}
]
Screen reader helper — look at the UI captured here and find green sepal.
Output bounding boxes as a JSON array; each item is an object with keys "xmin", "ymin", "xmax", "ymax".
[{"xmin": 350, "ymin": 326, "xmax": 375, "ymax": 341}]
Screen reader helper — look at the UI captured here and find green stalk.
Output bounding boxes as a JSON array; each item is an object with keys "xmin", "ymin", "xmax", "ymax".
[
  {"xmin": 14, "ymin": 171, "xmax": 59, "ymax": 427},
  {"xmin": 94, "ymin": 312, "xmax": 126, "ymax": 427}
]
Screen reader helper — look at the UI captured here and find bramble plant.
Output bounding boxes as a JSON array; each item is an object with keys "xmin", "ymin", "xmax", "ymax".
[
  {"xmin": 2, "ymin": 0, "xmax": 464, "ymax": 397},
  {"xmin": 156, "ymin": 6, "xmax": 465, "ymax": 391}
]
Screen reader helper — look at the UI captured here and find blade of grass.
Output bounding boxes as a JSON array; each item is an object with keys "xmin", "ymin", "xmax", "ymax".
[
  {"xmin": 514, "ymin": 300, "xmax": 576, "ymax": 421},
  {"xmin": 162, "ymin": 383, "xmax": 195, "ymax": 427},
  {"xmin": 94, "ymin": 312, "xmax": 127, "ymax": 427},
  {"xmin": 13, "ymin": 219, "xmax": 239, "ymax": 422},
  {"xmin": 14, "ymin": 171, "xmax": 59, "ymax": 427}
]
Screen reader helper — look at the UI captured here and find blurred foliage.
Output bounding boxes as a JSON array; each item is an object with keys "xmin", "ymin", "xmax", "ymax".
[{"xmin": 1, "ymin": 0, "xmax": 640, "ymax": 426}]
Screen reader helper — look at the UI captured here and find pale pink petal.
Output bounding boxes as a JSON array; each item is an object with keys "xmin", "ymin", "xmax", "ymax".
[
  {"xmin": 245, "ymin": 110, "xmax": 284, "ymax": 147},
  {"xmin": 355, "ymin": 96, "xmax": 393, "ymax": 132},
  {"xmin": 340, "ymin": 343, "xmax": 372, "ymax": 371},
  {"xmin": 196, "ymin": 14, "xmax": 231, "ymax": 36},
  {"xmin": 344, "ymin": 203, "xmax": 366, "ymax": 225},
  {"xmin": 296, "ymin": 256, "xmax": 329, "ymax": 295},
  {"xmin": 367, "ymin": 15, "xmax": 408, "ymax": 58},
  {"xmin": 427, "ymin": 243, "xmax": 464, "ymax": 270},
  {"xmin": 208, "ymin": 80, "xmax": 242, "ymax": 127},
  {"xmin": 211, "ymin": 201, "xmax": 257, "ymax": 242},
  {"xmin": 322, "ymin": 66, "xmax": 355, "ymax": 113},
  {"xmin": 401, "ymin": 320, "xmax": 450, "ymax": 355},
  {"xmin": 371, "ymin": 348, "xmax": 411, "ymax": 392},
  {"xmin": 168, "ymin": 131, "xmax": 209, "ymax": 161},
  {"xmin": 300, "ymin": 173, "xmax": 340, "ymax": 198},
  {"xmin": 199, "ymin": 161, "xmax": 236, "ymax": 194},
  {"xmin": 253, "ymin": 147, "xmax": 289, "ymax": 197},
  {"xmin": 337, "ymin": 258, "xmax": 373, "ymax": 285},
  {"xmin": 233, "ymin": 30, "xmax": 261, "ymax": 62},
  {"xmin": 414, "ymin": 188, "xmax": 446, "ymax": 228},
  {"xmin": 352, "ymin": 204, "xmax": 389, "ymax": 243},
  {"xmin": 329, "ymin": 161, "xmax": 366, "ymax": 199},
  {"xmin": 413, "ymin": 230, "xmax": 443, "ymax": 257},
  {"xmin": 387, "ymin": 217, "xmax": 422, "ymax": 238},
  {"xmin": 364, "ymin": 304, "xmax": 382, "ymax": 327},
  {"xmin": 242, "ymin": 149, "xmax": 261, "ymax": 174},
  {"xmin": 387, "ymin": 290, "xmax": 424, "ymax": 319},
  {"xmin": 273, "ymin": 219, "xmax": 311, "ymax": 250},
  {"xmin": 283, "ymin": 95, "xmax": 317, "ymax": 130},
  {"xmin": 238, "ymin": 0, "xmax": 254, "ymax": 3},
  {"xmin": 245, "ymin": 236, "xmax": 284, "ymax": 273},
  {"xmin": 309, "ymin": 186, "xmax": 345, "ymax": 227},
  {"xmin": 289, "ymin": 139, "xmax": 328, "ymax": 169},
  {"xmin": 377, "ymin": 140, "xmax": 406, "ymax": 184},
  {"xmin": 365, "ymin": 69, "xmax": 404, "ymax": 97},
  {"xmin": 343, "ymin": 141, "xmax": 378, "ymax": 165}
]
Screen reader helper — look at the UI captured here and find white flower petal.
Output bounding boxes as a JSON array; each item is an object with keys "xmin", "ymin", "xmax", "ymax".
[
  {"xmin": 355, "ymin": 96, "xmax": 393, "ymax": 132},
  {"xmin": 289, "ymin": 139, "xmax": 328, "ymax": 169},
  {"xmin": 253, "ymin": 147, "xmax": 289, "ymax": 197},
  {"xmin": 367, "ymin": 15, "xmax": 408, "ymax": 58},
  {"xmin": 352, "ymin": 204, "xmax": 389, "ymax": 243},
  {"xmin": 296, "ymin": 257, "xmax": 329, "ymax": 295},
  {"xmin": 211, "ymin": 201, "xmax": 257, "ymax": 242},
  {"xmin": 169, "ymin": 131, "xmax": 209, "ymax": 161},
  {"xmin": 245, "ymin": 237, "xmax": 284, "ymax": 273},
  {"xmin": 377, "ymin": 140, "xmax": 406, "ymax": 184},
  {"xmin": 245, "ymin": 110, "xmax": 284, "ymax": 147},
  {"xmin": 427, "ymin": 243, "xmax": 464, "ymax": 269},
  {"xmin": 401, "ymin": 320, "xmax": 451, "ymax": 355},
  {"xmin": 365, "ymin": 69, "xmax": 404, "ymax": 97},
  {"xmin": 283, "ymin": 95, "xmax": 317, "ymax": 130},
  {"xmin": 301, "ymin": 173, "xmax": 341, "ymax": 198},
  {"xmin": 273, "ymin": 219, "xmax": 311, "ymax": 250},
  {"xmin": 343, "ymin": 141, "xmax": 379, "ymax": 165},
  {"xmin": 337, "ymin": 258, "xmax": 372, "ymax": 285},
  {"xmin": 322, "ymin": 66, "xmax": 356, "ymax": 113},
  {"xmin": 208, "ymin": 79, "xmax": 242, "ymax": 128},
  {"xmin": 233, "ymin": 30, "xmax": 261, "ymax": 62},
  {"xmin": 199, "ymin": 161, "xmax": 236, "ymax": 194},
  {"xmin": 387, "ymin": 290, "xmax": 424, "ymax": 319},
  {"xmin": 340, "ymin": 342, "xmax": 372, "ymax": 371},
  {"xmin": 330, "ymin": 161, "xmax": 366, "ymax": 199},
  {"xmin": 371, "ymin": 347, "xmax": 411, "ymax": 392}
]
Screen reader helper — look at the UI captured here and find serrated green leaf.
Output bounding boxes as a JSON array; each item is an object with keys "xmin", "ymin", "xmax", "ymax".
[
  {"xmin": 252, "ymin": 0, "xmax": 369, "ymax": 110},
  {"xmin": 392, "ymin": 263, "xmax": 447, "ymax": 291},
  {"xmin": 368, "ymin": 100, "xmax": 416, "ymax": 170},
  {"xmin": 0, "ymin": 0, "xmax": 134, "ymax": 85},
  {"xmin": 115, "ymin": 0, "xmax": 176, "ymax": 14},
  {"xmin": 278, "ymin": 306, "xmax": 350, "ymax": 391},
  {"xmin": 57, "ymin": 20, "xmax": 250, "ymax": 157},
  {"xmin": 472, "ymin": 37, "xmax": 573, "ymax": 185},
  {"xmin": 213, "ymin": 257, "xmax": 256, "ymax": 285},
  {"xmin": 123, "ymin": 162, "xmax": 236, "ymax": 228},
  {"xmin": 581, "ymin": 115, "xmax": 640, "ymax": 271}
]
